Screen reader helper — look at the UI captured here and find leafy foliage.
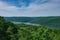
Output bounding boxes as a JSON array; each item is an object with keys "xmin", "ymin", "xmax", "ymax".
[
  {"xmin": 0, "ymin": 16, "xmax": 18, "ymax": 40},
  {"xmin": 16, "ymin": 24, "xmax": 60, "ymax": 40},
  {"xmin": 0, "ymin": 16, "xmax": 60, "ymax": 40}
]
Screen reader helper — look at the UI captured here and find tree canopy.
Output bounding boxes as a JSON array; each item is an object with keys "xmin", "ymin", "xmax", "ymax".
[{"xmin": 0, "ymin": 16, "xmax": 60, "ymax": 40}]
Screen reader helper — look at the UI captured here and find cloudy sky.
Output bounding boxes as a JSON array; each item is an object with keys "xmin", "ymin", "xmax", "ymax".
[{"xmin": 0, "ymin": 0, "xmax": 60, "ymax": 17}]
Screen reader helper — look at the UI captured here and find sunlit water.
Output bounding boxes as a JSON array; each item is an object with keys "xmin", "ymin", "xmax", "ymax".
[{"xmin": 12, "ymin": 22, "xmax": 41, "ymax": 26}]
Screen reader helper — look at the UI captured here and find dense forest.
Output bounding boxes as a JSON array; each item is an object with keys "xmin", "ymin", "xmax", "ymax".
[
  {"xmin": 31, "ymin": 16, "xmax": 60, "ymax": 28},
  {"xmin": 0, "ymin": 16, "xmax": 60, "ymax": 40}
]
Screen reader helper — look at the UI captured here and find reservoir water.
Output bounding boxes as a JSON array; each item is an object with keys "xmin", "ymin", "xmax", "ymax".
[{"xmin": 12, "ymin": 22, "xmax": 41, "ymax": 26}]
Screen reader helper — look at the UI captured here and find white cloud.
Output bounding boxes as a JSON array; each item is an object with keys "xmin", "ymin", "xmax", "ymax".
[
  {"xmin": 0, "ymin": 0, "xmax": 60, "ymax": 17},
  {"xmin": 0, "ymin": 1, "xmax": 18, "ymax": 10}
]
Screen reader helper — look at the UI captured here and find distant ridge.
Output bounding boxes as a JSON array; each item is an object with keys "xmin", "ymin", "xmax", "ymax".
[{"xmin": 4, "ymin": 16, "xmax": 60, "ymax": 28}]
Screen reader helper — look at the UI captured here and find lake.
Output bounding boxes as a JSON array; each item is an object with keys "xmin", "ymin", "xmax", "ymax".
[{"xmin": 12, "ymin": 22, "xmax": 41, "ymax": 26}]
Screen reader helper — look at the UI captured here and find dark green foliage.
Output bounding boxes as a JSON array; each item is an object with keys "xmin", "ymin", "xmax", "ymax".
[
  {"xmin": 15, "ymin": 24, "xmax": 60, "ymax": 40},
  {"xmin": 0, "ymin": 16, "xmax": 60, "ymax": 40},
  {"xmin": 0, "ymin": 16, "xmax": 18, "ymax": 40}
]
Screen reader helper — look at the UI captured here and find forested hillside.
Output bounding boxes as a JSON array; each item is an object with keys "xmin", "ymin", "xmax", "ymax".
[
  {"xmin": 4, "ymin": 17, "xmax": 33, "ymax": 22},
  {"xmin": 0, "ymin": 16, "xmax": 60, "ymax": 40},
  {"xmin": 16, "ymin": 24, "xmax": 60, "ymax": 40},
  {"xmin": 0, "ymin": 16, "xmax": 17, "ymax": 40},
  {"xmin": 4, "ymin": 16, "xmax": 60, "ymax": 27},
  {"xmin": 31, "ymin": 16, "xmax": 60, "ymax": 27}
]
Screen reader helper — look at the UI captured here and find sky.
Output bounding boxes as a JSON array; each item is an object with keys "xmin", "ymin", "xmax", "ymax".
[{"xmin": 0, "ymin": 0, "xmax": 60, "ymax": 17}]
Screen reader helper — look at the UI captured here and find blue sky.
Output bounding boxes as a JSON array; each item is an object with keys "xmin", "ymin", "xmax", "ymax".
[{"xmin": 0, "ymin": 0, "xmax": 60, "ymax": 17}]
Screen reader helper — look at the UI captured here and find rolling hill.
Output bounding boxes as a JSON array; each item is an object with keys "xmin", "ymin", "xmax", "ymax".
[{"xmin": 4, "ymin": 16, "xmax": 60, "ymax": 28}]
